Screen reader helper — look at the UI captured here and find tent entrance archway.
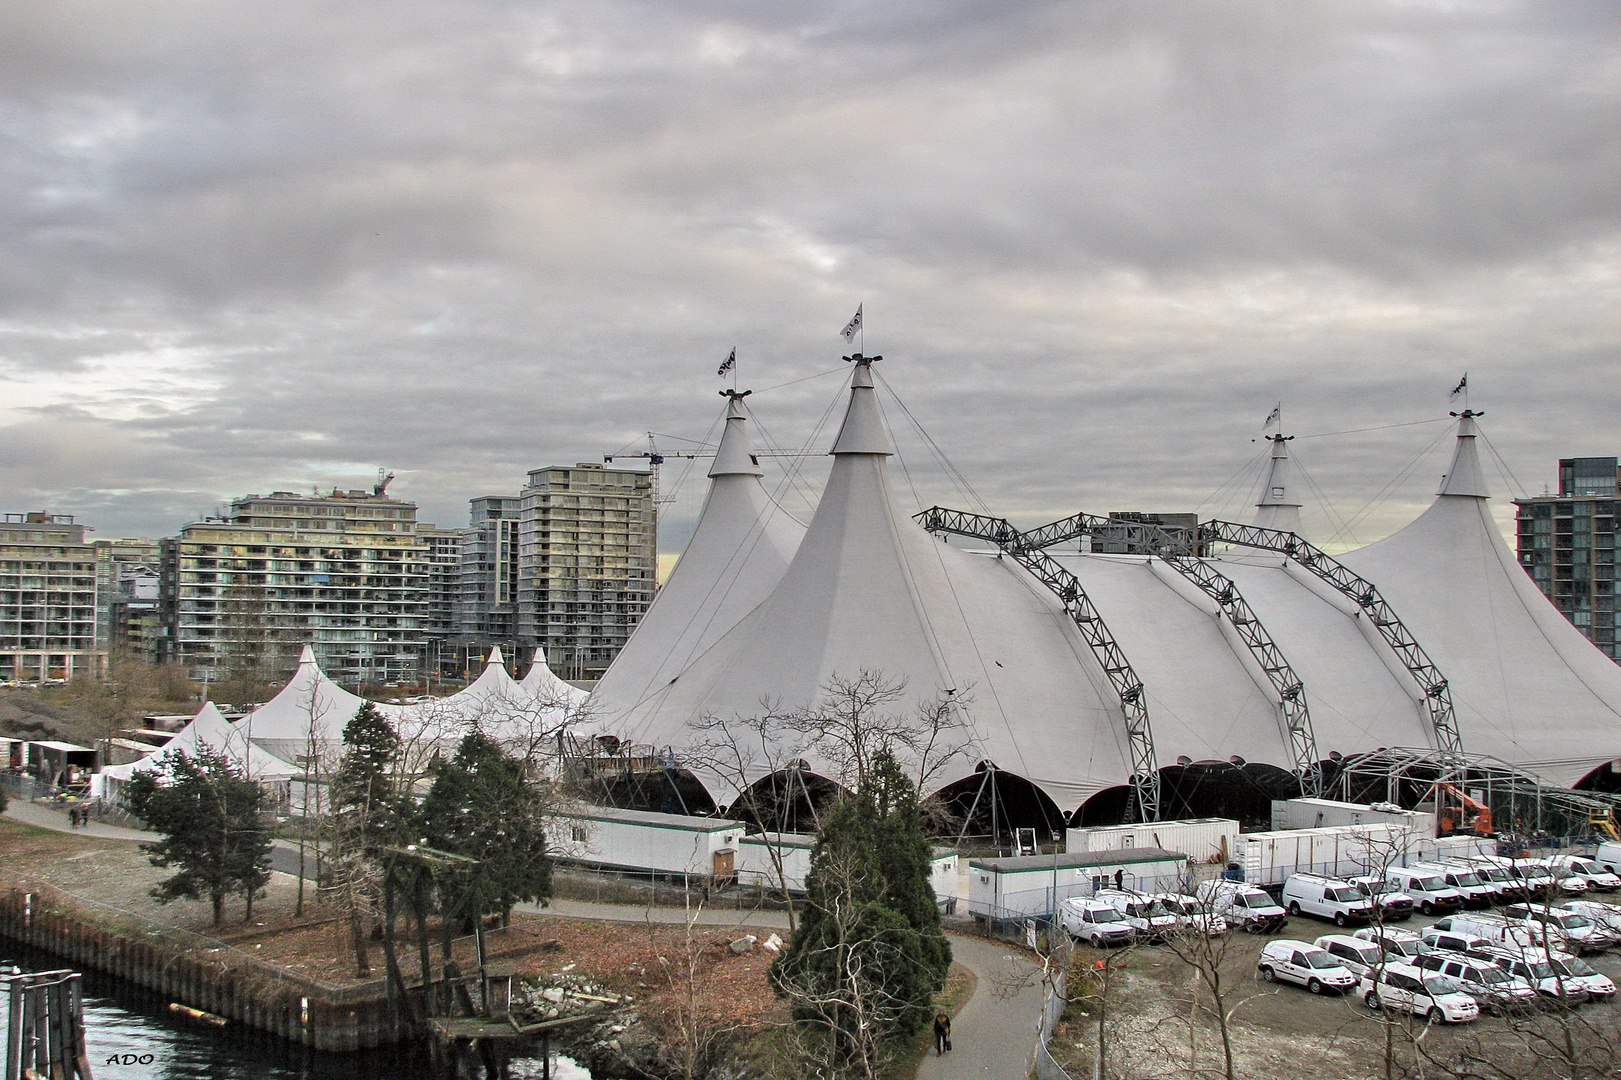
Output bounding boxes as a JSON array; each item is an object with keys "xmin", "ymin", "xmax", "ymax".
[
  {"xmin": 928, "ymin": 764, "xmax": 1066, "ymax": 855},
  {"xmin": 723, "ymin": 767, "xmax": 842, "ymax": 834},
  {"xmin": 1073, "ymin": 760, "xmax": 1302, "ymax": 830}
]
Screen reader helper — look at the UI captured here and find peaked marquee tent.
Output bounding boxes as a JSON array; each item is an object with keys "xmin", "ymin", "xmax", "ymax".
[{"xmin": 587, "ymin": 363, "xmax": 1621, "ymax": 824}]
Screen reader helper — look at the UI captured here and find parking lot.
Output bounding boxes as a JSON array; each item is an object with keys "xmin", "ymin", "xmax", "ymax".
[{"xmin": 1053, "ymin": 894, "xmax": 1621, "ymax": 1080}]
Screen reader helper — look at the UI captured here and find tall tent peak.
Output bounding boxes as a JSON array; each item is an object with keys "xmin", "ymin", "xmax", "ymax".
[
  {"xmin": 485, "ymin": 644, "xmax": 505, "ymax": 667},
  {"xmin": 1253, "ymin": 432, "xmax": 1303, "ymax": 534},
  {"xmin": 829, "ymin": 354, "xmax": 894, "ymax": 456},
  {"xmin": 1438, "ymin": 410, "xmax": 1491, "ymax": 499},
  {"xmin": 709, "ymin": 389, "xmax": 765, "ymax": 478},
  {"xmin": 297, "ymin": 644, "xmax": 317, "ymax": 666}
]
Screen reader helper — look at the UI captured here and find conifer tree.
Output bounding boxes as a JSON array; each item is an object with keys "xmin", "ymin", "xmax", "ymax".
[
  {"xmin": 127, "ymin": 746, "xmax": 273, "ymax": 926},
  {"xmin": 418, "ymin": 730, "xmax": 553, "ymax": 924},
  {"xmin": 771, "ymin": 749, "xmax": 948, "ymax": 1076},
  {"xmin": 330, "ymin": 701, "xmax": 405, "ymax": 974}
]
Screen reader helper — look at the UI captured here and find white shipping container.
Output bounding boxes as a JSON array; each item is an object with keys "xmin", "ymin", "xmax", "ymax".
[
  {"xmin": 556, "ymin": 806, "xmax": 745, "ymax": 879},
  {"xmin": 1066, "ymin": 818, "xmax": 1239, "ymax": 865},
  {"xmin": 1238, "ymin": 823, "xmax": 1419, "ymax": 886},
  {"xmin": 1271, "ymin": 797, "xmax": 1437, "ymax": 837}
]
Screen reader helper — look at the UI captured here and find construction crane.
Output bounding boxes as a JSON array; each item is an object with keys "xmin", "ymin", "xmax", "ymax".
[{"xmin": 1435, "ymin": 781, "xmax": 1494, "ymax": 836}]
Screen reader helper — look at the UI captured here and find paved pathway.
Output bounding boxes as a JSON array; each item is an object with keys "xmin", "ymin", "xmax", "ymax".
[
  {"xmin": 3, "ymin": 797, "xmax": 157, "ymax": 842},
  {"xmin": 919, "ymin": 934, "xmax": 1043, "ymax": 1080}
]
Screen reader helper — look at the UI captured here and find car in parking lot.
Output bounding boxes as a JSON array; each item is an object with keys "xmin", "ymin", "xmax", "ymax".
[
  {"xmin": 1468, "ymin": 945, "xmax": 1614, "ymax": 1003},
  {"xmin": 1314, "ymin": 934, "xmax": 1387, "ymax": 979},
  {"xmin": 1093, "ymin": 889, "xmax": 1182, "ymax": 941},
  {"xmin": 1283, "ymin": 873, "xmax": 1375, "ymax": 927},
  {"xmin": 1348, "ymin": 875, "xmax": 1414, "ymax": 921},
  {"xmin": 1546, "ymin": 855, "xmax": 1621, "ymax": 894},
  {"xmin": 1257, "ymin": 940, "xmax": 1359, "ymax": 995},
  {"xmin": 1560, "ymin": 900, "xmax": 1621, "ymax": 938},
  {"xmin": 1359, "ymin": 962, "xmax": 1480, "ymax": 1024},
  {"xmin": 1412, "ymin": 950, "xmax": 1539, "ymax": 1013},
  {"xmin": 1146, "ymin": 893, "xmax": 1229, "ymax": 936},
  {"xmin": 1353, "ymin": 926, "xmax": 1432, "ymax": 963},
  {"xmin": 1196, "ymin": 880, "xmax": 1288, "ymax": 934},
  {"xmin": 1060, "ymin": 897, "xmax": 1137, "ymax": 947},
  {"xmin": 1386, "ymin": 867, "xmax": 1465, "ymax": 915},
  {"xmin": 1421, "ymin": 926, "xmax": 1494, "ymax": 956},
  {"xmin": 1501, "ymin": 902, "xmax": 1615, "ymax": 954}
]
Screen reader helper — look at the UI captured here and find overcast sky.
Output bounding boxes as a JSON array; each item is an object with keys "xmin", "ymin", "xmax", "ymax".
[{"xmin": 3, "ymin": 1, "xmax": 1616, "ymax": 559}]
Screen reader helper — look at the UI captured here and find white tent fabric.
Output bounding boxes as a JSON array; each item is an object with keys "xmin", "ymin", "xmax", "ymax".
[
  {"xmin": 592, "ymin": 393, "xmax": 804, "ymax": 718},
  {"xmin": 589, "ymin": 377, "xmax": 1621, "ymax": 812},
  {"xmin": 601, "ymin": 360, "xmax": 1133, "ymax": 808},
  {"xmin": 519, "ymin": 654, "xmax": 590, "ymax": 706},
  {"xmin": 241, "ymin": 645, "xmax": 385, "ymax": 764},
  {"xmin": 1253, "ymin": 434, "xmax": 1303, "ymax": 535},
  {"xmin": 122, "ymin": 702, "xmax": 298, "ymax": 780},
  {"xmin": 1339, "ymin": 415, "xmax": 1621, "ymax": 785}
]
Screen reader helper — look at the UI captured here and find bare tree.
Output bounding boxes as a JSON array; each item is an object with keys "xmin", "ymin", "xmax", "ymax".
[
  {"xmin": 780, "ymin": 671, "xmax": 974, "ymax": 794},
  {"xmin": 642, "ymin": 896, "xmax": 748, "ymax": 1079}
]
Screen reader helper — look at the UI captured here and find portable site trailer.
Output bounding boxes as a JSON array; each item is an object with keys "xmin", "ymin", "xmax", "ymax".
[
  {"xmin": 1065, "ymin": 818, "xmax": 1239, "ymax": 866},
  {"xmin": 555, "ymin": 806, "xmax": 746, "ymax": 881},
  {"xmin": 27, "ymin": 741, "xmax": 97, "ymax": 791},
  {"xmin": 1236, "ymin": 823, "xmax": 1415, "ymax": 886},
  {"xmin": 968, "ymin": 848, "xmax": 1190, "ymax": 921},
  {"xmin": 736, "ymin": 832, "xmax": 815, "ymax": 892},
  {"xmin": 1272, "ymin": 798, "xmax": 1437, "ymax": 838}
]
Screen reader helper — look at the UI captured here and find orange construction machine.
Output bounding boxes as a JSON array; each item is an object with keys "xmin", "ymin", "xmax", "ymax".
[{"xmin": 1436, "ymin": 782, "xmax": 1494, "ymax": 836}]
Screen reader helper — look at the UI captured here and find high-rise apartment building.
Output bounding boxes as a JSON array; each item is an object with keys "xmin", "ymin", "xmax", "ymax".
[
  {"xmin": 160, "ymin": 487, "xmax": 428, "ymax": 684},
  {"xmin": 1515, "ymin": 456, "xmax": 1620, "ymax": 662},
  {"xmin": 418, "ymin": 523, "xmax": 461, "ymax": 674},
  {"xmin": 453, "ymin": 496, "xmax": 522, "ymax": 654},
  {"xmin": 94, "ymin": 538, "xmax": 162, "ymax": 662},
  {"xmin": 516, "ymin": 463, "xmax": 655, "ymax": 678},
  {"xmin": 0, "ymin": 512, "xmax": 104, "ymax": 682}
]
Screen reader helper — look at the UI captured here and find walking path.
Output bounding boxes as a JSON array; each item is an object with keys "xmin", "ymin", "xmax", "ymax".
[
  {"xmin": 3, "ymin": 797, "xmax": 157, "ymax": 842},
  {"xmin": 918, "ymin": 934, "xmax": 1043, "ymax": 1080}
]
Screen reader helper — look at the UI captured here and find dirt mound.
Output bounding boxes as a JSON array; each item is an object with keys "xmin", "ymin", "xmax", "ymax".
[{"xmin": 0, "ymin": 690, "xmax": 91, "ymax": 743}]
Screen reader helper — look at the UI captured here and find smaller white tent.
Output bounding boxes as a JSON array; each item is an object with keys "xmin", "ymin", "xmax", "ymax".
[
  {"xmin": 520, "ymin": 653, "xmax": 590, "ymax": 707},
  {"xmin": 240, "ymin": 645, "xmax": 384, "ymax": 764},
  {"xmin": 135, "ymin": 702, "xmax": 298, "ymax": 779}
]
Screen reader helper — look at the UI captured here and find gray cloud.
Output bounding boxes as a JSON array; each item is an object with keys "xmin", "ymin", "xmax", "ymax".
[{"xmin": 0, "ymin": 0, "xmax": 1616, "ymax": 554}]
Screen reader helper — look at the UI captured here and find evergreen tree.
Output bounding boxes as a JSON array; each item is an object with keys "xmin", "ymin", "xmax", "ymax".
[
  {"xmin": 329, "ymin": 702, "xmax": 405, "ymax": 975},
  {"xmin": 126, "ymin": 746, "xmax": 273, "ymax": 926},
  {"xmin": 771, "ymin": 749, "xmax": 948, "ymax": 1074},
  {"xmin": 417, "ymin": 731, "xmax": 553, "ymax": 923}
]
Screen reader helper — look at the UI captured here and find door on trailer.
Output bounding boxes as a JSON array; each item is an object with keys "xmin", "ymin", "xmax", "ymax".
[{"xmin": 713, "ymin": 848, "xmax": 736, "ymax": 886}]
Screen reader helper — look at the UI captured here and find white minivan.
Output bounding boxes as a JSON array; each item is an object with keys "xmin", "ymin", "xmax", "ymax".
[
  {"xmin": 1314, "ymin": 934, "xmax": 1386, "ymax": 979},
  {"xmin": 1093, "ymin": 889, "xmax": 1181, "ymax": 941},
  {"xmin": 1359, "ymin": 962, "xmax": 1479, "ymax": 1024},
  {"xmin": 1283, "ymin": 874, "xmax": 1376, "ymax": 927},
  {"xmin": 1593, "ymin": 841, "xmax": 1621, "ymax": 876},
  {"xmin": 1546, "ymin": 854, "xmax": 1621, "ymax": 893},
  {"xmin": 1196, "ymin": 879, "xmax": 1288, "ymax": 934},
  {"xmin": 1257, "ymin": 939, "xmax": 1359, "ymax": 995}
]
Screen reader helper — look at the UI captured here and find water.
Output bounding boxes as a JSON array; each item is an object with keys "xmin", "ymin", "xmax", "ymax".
[{"xmin": 3, "ymin": 940, "xmax": 593, "ymax": 1080}]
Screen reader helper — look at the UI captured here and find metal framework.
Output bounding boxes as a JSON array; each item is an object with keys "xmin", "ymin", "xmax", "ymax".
[
  {"xmin": 1013, "ymin": 512, "xmax": 1323, "ymax": 795},
  {"xmin": 1197, "ymin": 520, "xmax": 1466, "ymax": 760},
  {"xmin": 1332, "ymin": 746, "xmax": 1621, "ymax": 840},
  {"xmin": 916, "ymin": 506, "xmax": 1160, "ymax": 821}
]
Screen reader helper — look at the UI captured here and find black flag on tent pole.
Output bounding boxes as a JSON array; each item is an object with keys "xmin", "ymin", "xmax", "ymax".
[
  {"xmin": 718, "ymin": 348, "xmax": 736, "ymax": 377},
  {"xmin": 1450, "ymin": 373, "xmax": 1468, "ymax": 399}
]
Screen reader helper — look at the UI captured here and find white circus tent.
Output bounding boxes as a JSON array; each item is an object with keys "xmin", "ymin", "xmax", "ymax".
[{"xmin": 591, "ymin": 390, "xmax": 804, "ymax": 720}]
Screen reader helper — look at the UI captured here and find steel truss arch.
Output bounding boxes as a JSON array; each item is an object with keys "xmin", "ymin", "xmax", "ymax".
[{"xmin": 915, "ymin": 506, "xmax": 1161, "ymax": 822}]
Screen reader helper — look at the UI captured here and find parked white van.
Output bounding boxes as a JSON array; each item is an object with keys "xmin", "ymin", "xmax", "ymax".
[
  {"xmin": 1093, "ymin": 889, "xmax": 1181, "ymax": 941},
  {"xmin": 1347, "ymin": 875, "xmax": 1415, "ymax": 921},
  {"xmin": 1427, "ymin": 913, "xmax": 1540, "ymax": 952},
  {"xmin": 1059, "ymin": 897, "xmax": 1136, "ymax": 948},
  {"xmin": 1359, "ymin": 962, "xmax": 1479, "ymax": 1024},
  {"xmin": 1502, "ymin": 902, "xmax": 1615, "ymax": 954},
  {"xmin": 1147, "ymin": 893, "xmax": 1229, "ymax": 936},
  {"xmin": 1560, "ymin": 900, "xmax": 1621, "ymax": 937},
  {"xmin": 1593, "ymin": 841, "xmax": 1621, "ymax": 876},
  {"xmin": 1411, "ymin": 861, "xmax": 1498, "ymax": 908},
  {"xmin": 1410, "ymin": 952, "xmax": 1538, "ymax": 1013},
  {"xmin": 1546, "ymin": 854, "xmax": 1621, "ymax": 893},
  {"xmin": 1385, "ymin": 867, "xmax": 1465, "ymax": 915},
  {"xmin": 1445, "ymin": 858, "xmax": 1530, "ymax": 904},
  {"xmin": 1470, "ymin": 945, "xmax": 1614, "ymax": 1002},
  {"xmin": 1283, "ymin": 873, "xmax": 1375, "ymax": 927},
  {"xmin": 1314, "ymin": 934, "xmax": 1386, "ymax": 979},
  {"xmin": 1195, "ymin": 879, "xmax": 1288, "ymax": 934},
  {"xmin": 1257, "ymin": 940, "xmax": 1359, "ymax": 995},
  {"xmin": 1353, "ymin": 926, "xmax": 1431, "ymax": 963}
]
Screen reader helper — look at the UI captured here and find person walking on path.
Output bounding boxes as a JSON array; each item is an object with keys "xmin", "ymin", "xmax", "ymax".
[{"xmin": 933, "ymin": 1009, "xmax": 952, "ymax": 1055}]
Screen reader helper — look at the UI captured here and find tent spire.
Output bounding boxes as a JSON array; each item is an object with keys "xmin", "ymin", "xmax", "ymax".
[
  {"xmin": 708, "ymin": 389, "xmax": 764, "ymax": 478},
  {"xmin": 830, "ymin": 354, "xmax": 894, "ymax": 456},
  {"xmin": 1253, "ymin": 431, "xmax": 1303, "ymax": 534},
  {"xmin": 1438, "ymin": 409, "xmax": 1490, "ymax": 498}
]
